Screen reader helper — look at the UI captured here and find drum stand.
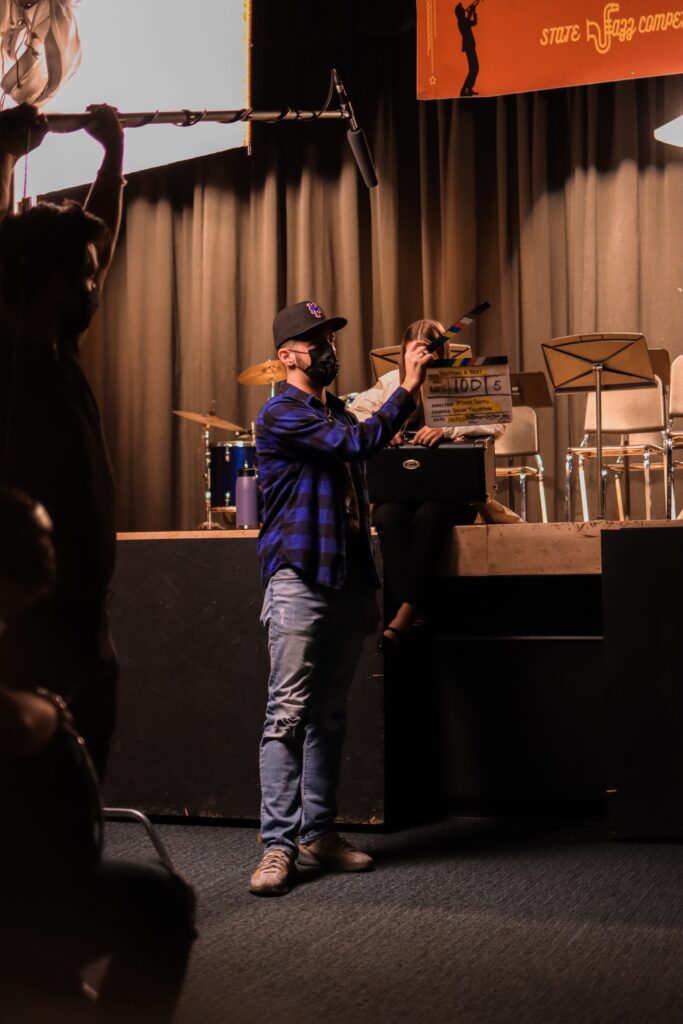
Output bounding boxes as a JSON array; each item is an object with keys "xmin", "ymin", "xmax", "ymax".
[
  {"xmin": 172, "ymin": 408, "xmax": 247, "ymax": 529},
  {"xmin": 198, "ymin": 426, "xmax": 225, "ymax": 530}
]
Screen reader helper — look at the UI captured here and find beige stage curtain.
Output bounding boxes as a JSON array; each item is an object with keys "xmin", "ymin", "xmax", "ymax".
[
  {"xmin": 80, "ymin": 64, "xmax": 683, "ymax": 530},
  {"xmin": 475, "ymin": 78, "xmax": 683, "ymax": 520}
]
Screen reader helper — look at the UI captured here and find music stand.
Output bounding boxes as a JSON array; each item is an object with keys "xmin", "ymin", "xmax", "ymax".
[
  {"xmin": 510, "ymin": 371, "xmax": 553, "ymax": 409},
  {"xmin": 369, "ymin": 346, "xmax": 401, "ymax": 382},
  {"xmin": 542, "ymin": 333, "xmax": 656, "ymax": 520}
]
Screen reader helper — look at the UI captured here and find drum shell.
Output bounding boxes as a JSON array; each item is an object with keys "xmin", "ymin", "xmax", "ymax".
[{"xmin": 209, "ymin": 442, "xmax": 257, "ymax": 509}]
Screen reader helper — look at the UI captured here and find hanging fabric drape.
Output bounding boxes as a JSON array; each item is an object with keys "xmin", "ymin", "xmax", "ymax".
[
  {"xmin": 0, "ymin": 0, "xmax": 80, "ymax": 106},
  {"xmin": 67, "ymin": 10, "xmax": 683, "ymax": 529}
]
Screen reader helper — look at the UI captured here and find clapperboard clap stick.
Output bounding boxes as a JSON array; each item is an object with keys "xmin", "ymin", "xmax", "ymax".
[{"xmin": 425, "ymin": 301, "xmax": 491, "ymax": 353}]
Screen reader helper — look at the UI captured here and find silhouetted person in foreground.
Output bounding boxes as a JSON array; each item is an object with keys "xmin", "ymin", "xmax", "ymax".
[
  {"xmin": 0, "ymin": 487, "xmax": 196, "ymax": 1024},
  {"xmin": 0, "ymin": 102, "xmax": 124, "ymax": 778},
  {"xmin": 455, "ymin": 1, "xmax": 480, "ymax": 97}
]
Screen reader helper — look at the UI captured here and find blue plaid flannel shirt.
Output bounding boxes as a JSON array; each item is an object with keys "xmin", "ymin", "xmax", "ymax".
[{"xmin": 255, "ymin": 382, "xmax": 416, "ymax": 589}]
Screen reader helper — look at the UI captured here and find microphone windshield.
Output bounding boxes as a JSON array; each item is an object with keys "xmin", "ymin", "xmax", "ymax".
[{"xmin": 347, "ymin": 127, "xmax": 378, "ymax": 189}]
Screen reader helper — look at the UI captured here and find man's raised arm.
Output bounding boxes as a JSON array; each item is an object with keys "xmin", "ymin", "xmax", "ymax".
[{"xmin": 83, "ymin": 103, "xmax": 125, "ymax": 286}]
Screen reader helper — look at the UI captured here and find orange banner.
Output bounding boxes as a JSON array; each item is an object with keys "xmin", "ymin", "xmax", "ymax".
[{"xmin": 418, "ymin": 1, "xmax": 683, "ymax": 99}]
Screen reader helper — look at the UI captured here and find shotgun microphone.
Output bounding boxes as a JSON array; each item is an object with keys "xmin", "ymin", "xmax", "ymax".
[{"xmin": 332, "ymin": 68, "xmax": 378, "ymax": 189}]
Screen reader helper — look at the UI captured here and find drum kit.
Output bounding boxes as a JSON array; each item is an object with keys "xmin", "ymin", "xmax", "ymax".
[{"xmin": 174, "ymin": 358, "xmax": 286, "ymax": 529}]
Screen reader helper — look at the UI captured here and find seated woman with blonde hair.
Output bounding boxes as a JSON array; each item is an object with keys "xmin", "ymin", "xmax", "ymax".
[{"xmin": 349, "ymin": 318, "xmax": 510, "ymax": 644}]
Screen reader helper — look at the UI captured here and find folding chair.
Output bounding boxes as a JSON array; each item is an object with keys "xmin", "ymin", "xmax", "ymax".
[
  {"xmin": 495, "ymin": 406, "xmax": 548, "ymax": 522},
  {"xmin": 665, "ymin": 354, "xmax": 683, "ymax": 518},
  {"xmin": 566, "ymin": 378, "xmax": 666, "ymax": 521},
  {"xmin": 103, "ymin": 807, "xmax": 175, "ymax": 872}
]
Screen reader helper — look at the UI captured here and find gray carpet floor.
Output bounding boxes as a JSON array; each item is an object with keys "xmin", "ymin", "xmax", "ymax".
[{"xmin": 104, "ymin": 819, "xmax": 683, "ymax": 1024}]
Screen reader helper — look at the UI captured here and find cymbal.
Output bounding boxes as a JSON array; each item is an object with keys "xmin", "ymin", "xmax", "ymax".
[
  {"xmin": 237, "ymin": 359, "xmax": 286, "ymax": 386},
  {"xmin": 173, "ymin": 410, "xmax": 245, "ymax": 432}
]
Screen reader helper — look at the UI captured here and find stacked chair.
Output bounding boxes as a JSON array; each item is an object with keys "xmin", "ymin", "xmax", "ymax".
[
  {"xmin": 565, "ymin": 377, "xmax": 666, "ymax": 521},
  {"xmin": 665, "ymin": 354, "xmax": 683, "ymax": 518},
  {"xmin": 494, "ymin": 406, "xmax": 548, "ymax": 522}
]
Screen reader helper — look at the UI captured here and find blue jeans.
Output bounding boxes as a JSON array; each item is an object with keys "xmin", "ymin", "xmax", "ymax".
[{"xmin": 259, "ymin": 567, "xmax": 371, "ymax": 853}]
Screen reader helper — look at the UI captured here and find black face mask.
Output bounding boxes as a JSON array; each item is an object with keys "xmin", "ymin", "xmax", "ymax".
[{"xmin": 303, "ymin": 340, "xmax": 339, "ymax": 388}]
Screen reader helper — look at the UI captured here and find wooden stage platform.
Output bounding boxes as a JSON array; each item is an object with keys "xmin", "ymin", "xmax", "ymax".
[
  {"xmin": 120, "ymin": 518, "xmax": 683, "ymax": 575},
  {"xmin": 105, "ymin": 522, "xmax": 683, "ymax": 836},
  {"xmin": 445, "ymin": 519, "xmax": 683, "ymax": 575}
]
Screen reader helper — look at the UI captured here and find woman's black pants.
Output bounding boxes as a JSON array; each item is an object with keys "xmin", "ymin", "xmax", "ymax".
[{"xmin": 373, "ymin": 501, "xmax": 477, "ymax": 615}]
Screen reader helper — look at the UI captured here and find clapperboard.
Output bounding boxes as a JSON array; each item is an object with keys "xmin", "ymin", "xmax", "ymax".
[{"xmin": 423, "ymin": 355, "xmax": 513, "ymax": 428}]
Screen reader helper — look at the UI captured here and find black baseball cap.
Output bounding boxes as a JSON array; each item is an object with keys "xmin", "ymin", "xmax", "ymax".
[{"xmin": 273, "ymin": 300, "xmax": 347, "ymax": 349}]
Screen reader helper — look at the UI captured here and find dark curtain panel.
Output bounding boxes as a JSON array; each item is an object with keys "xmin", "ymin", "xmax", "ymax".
[{"xmin": 77, "ymin": 2, "xmax": 683, "ymax": 528}]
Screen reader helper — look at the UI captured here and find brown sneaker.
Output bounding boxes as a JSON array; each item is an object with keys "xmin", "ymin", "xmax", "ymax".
[
  {"xmin": 249, "ymin": 848, "xmax": 297, "ymax": 896},
  {"xmin": 297, "ymin": 832, "xmax": 374, "ymax": 872}
]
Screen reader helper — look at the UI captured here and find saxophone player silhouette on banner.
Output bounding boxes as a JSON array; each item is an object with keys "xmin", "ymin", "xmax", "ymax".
[{"xmin": 455, "ymin": 0, "xmax": 482, "ymax": 97}]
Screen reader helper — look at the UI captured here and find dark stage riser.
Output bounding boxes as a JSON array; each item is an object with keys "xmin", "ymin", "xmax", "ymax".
[
  {"xmin": 104, "ymin": 535, "xmax": 384, "ymax": 823},
  {"xmin": 105, "ymin": 530, "xmax": 618, "ymax": 826},
  {"xmin": 603, "ymin": 527, "xmax": 683, "ymax": 838},
  {"xmin": 388, "ymin": 575, "xmax": 605, "ymax": 822},
  {"xmin": 105, "ymin": 525, "xmax": 683, "ymax": 830}
]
